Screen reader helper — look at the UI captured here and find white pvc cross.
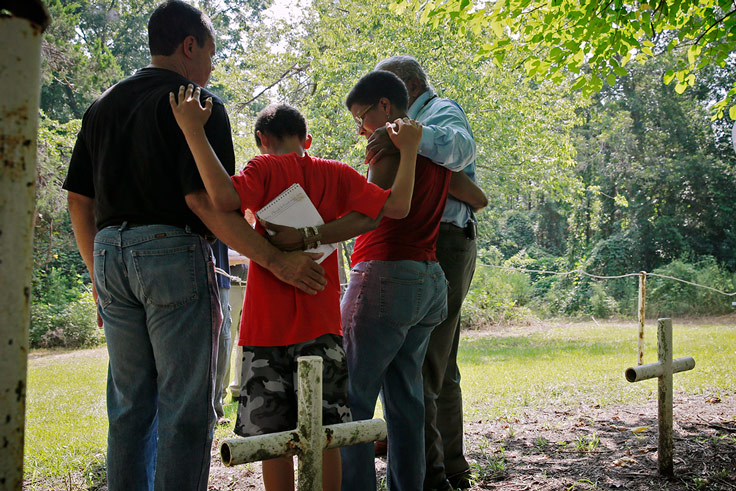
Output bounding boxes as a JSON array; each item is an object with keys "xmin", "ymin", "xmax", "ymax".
[
  {"xmin": 220, "ymin": 356, "xmax": 387, "ymax": 490},
  {"xmin": 624, "ymin": 318, "xmax": 695, "ymax": 476}
]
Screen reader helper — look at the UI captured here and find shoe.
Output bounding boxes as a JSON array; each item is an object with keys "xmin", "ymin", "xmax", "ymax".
[
  {"xmin": 447, "ymin": 470, "xmax": 473, "ymax": 489},
  {"xmin": 216, "ymin": 416, "xmax": 231, "ymax": 426},
  {"xmin": 374, "ymin": 440, "xmax": 387, "ymax": 457}
]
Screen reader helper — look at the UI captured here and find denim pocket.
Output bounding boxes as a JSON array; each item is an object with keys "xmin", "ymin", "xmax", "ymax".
[
  {"xmin": 93, "ymin": 249, "xmax": 112, "ymax": 308},
  {"xmin": 379, "ymin": 275, "xmax": 423, "ymax": 327},
  {"xmin": 131, "ymin": 245, "xmax": 198, "ymax": 307}
]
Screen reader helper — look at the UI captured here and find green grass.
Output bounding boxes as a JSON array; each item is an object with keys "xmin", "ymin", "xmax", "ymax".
[
  {"xmin": 23, "ymin": 319, "xmax": 736, "ymax": 488},
  {"xmin": 459, "ymin": 321, "xmax": 736, "ymax": 420},
  {"xmin": 25, "ymin": 349, "xmax": 109, "ymax": 489}
]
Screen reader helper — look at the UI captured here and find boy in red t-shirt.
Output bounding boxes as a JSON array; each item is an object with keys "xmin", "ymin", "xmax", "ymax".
[{"xmin": 170, "ymin": 84, "xmax": 421, "ymax": 491}]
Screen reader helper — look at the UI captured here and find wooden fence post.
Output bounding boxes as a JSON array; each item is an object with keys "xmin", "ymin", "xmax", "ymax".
[
  {"xmin": 0, "ymin": 3, "xmax": 49, "ymax": 489},
  {"xmin": 637, "ymin": 271, "xmax": 647, "ymax": 365}
]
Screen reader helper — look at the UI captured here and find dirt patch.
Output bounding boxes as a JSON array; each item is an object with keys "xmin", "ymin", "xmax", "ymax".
[{"xmin": 206, "ymin": 392, "xmax": 736, "ymax": 490}]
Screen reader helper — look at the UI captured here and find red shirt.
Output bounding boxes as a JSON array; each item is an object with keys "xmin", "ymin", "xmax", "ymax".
[
  {"xmin": 232, "ymin": 152, "xmax": 390, "ymax": 347},
  {"xmin": 351, "ymin": 155, "xmax": 450, "ymax": 266}
]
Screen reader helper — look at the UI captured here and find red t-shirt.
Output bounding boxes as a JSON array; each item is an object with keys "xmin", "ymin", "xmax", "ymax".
[
  {"xmin": 232, "ymin": 152, "xmax": 390, "ymax": 347},
  {"xmin": 351, "ymin": 155, "xmax": 450, "ymax": 266}
]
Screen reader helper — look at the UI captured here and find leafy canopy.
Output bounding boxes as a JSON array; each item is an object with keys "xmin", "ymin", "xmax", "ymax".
[{"xmin": 392, "ymin": 0, "xmax": 736, "ymax": 119}]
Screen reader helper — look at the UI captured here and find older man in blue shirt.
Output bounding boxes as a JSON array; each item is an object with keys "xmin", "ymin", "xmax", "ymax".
[{"xmin": 369, "ymin": 56, "xmax": 488, "ymax": 491}]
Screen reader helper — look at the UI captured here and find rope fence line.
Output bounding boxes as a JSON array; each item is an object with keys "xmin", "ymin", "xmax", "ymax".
[
  {"xmin": 219, "ymin": 263, "xmax": 736, "ymax": 296},
  {"xmin": 474, "ymin": 262, "xmax": 736, "ymax": 296},
  {"xmin": 215, "ymin": 267, "xmax": 246, "ymax": 285}
]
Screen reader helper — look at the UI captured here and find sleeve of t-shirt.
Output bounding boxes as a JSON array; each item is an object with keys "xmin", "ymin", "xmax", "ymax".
[
  {"xmin": 231, "ymin": 156, "xmax": 268, "ymax": 216},
  {"xmin": 62, "ymin": 129, "xmax": 95, "ymax": 198},
  {"xmin": 331, "ymin": 161, "xmax": 390, "ymax": 219},
  {"xmin": 178, "ymin": 98, "xmax": 236, "ymax": 196}
]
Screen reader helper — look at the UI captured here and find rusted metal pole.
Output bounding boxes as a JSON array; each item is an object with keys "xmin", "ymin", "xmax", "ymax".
[
  {"xmin": 0, "ymin": 4, "xmax": 49, "ymax": 489},
  {"xmin": 637, "ymin": 271, "xmax": 647, "ymax": 365},
  {"xmin": 657, "ymin": 318, "xmax": 674, "ymax": 476}
]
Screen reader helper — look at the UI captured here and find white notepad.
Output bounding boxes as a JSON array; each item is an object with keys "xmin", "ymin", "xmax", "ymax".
[{"xmin": 256, "ymin": 183, "xmax": 336, "ymax": 264}]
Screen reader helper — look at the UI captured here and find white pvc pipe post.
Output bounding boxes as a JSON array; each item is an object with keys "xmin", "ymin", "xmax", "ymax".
[
  {"xmin": 624, "ymin": 318, "xmax": 695, "ymax": 477},
  {"xmin": 220, "ymin": 357, "xmax": 388, "ymax": 490},
  {"xmin": 0, "ymin": 4, "xmax": 49, "ymax": 489}
]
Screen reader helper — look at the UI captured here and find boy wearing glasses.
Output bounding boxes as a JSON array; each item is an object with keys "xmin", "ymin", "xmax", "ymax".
[
  {"xmin": 170, "ymin": 82, "xmax": 421, "ymax": 490},
  {"xmin": 340, "ymin": 70, "xmax": 451, "ymax": 491}
]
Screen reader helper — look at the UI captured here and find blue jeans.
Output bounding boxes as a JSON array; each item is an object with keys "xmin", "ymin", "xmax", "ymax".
[
  {"xmin": 341, "ymin": 260, "xmax": 447, "ymax": 491},
  {"xmin": 94, "ymin": 224, "xmax": 220, "ymax": 491},
  {"xmin": 214, "ymin": 286, "xmax": 232, "ymax": 418}
]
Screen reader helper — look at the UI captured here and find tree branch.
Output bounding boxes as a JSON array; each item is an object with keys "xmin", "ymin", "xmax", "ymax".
[
  {"xmin": 232, "ymin": 63, "xmax": 311, "ymax": 113},
  {"xmin": 694, "ymin": 7, "xmax": 736, "ymax": 46}
]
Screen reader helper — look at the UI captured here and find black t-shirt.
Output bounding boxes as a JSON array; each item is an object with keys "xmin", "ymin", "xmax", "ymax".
[{"xmin": 63, "ymin": 67, "xmax": 235, "ymax": 236}]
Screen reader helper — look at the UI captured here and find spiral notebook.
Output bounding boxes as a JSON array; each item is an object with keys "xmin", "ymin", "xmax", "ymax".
[{"xmin": 255, "ymin": 183, "xmax": 336, "ymax": 264}]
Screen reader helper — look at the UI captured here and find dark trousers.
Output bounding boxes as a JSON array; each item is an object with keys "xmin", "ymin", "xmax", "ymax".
[{"xmin": 423, "ymin": 224, "xmax": 476, "ymax": 489}]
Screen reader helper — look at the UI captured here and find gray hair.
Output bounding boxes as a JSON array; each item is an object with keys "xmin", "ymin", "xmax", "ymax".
[{"xmin": 374, "ymin": 56, "xmax": 432, "ymax": 93}]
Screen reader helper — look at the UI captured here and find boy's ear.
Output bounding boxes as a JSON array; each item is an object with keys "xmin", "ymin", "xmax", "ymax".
[
  {"xmin": 256, "ymin": 130, "xmax": 270, "ymax": 151},
  {"xmin": 303, "ymin": 134, "xmax": 313, "ymax": 150},
  {"xmin": 379, "ymin": 97, "xmax": 392, "ymax": 118}
]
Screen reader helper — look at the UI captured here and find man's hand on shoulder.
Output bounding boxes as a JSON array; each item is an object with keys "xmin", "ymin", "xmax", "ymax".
[
  {"xmin": 271, "ymin": 251, "xmax": 326, "ymax": 295},
  {"xmin": 365, "ymin": 125, "xmax": 399, "ymax": 165}
]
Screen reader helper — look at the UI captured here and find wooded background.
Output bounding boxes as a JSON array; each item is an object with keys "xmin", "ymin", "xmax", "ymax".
[{"xmin": 32, "ymin": 0, "xmax": 736, "ymax": 348}]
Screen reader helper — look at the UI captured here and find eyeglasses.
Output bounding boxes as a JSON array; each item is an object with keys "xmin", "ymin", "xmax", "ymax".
[{"xmin": 353, "ymin": 104, "xmax": 374, "ymax": 129}]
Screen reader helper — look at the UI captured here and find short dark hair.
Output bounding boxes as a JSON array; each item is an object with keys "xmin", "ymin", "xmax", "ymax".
[
  {"xmin": 253, "ymin": 104, "xmax": 307, "ymax": 147},
  {"xmin": 345, "ymin": 70, "xmax": 409, "ymax": 113},
  {"xmin": 148, "ymin": 0, "xmax": 214, "ymax": 56}
]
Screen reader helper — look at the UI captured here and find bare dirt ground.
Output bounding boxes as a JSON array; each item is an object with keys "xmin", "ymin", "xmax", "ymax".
[
  {"xmin": 207, "ymin": 392, "xmax": 736, "ymax": 490},
  {"xmin": 208, "ymin": 313, "xmax": 736, "ymax": 490}
]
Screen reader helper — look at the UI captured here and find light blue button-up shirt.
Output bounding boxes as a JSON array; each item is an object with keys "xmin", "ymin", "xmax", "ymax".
[{"xmin": 408, "ymin": 91, "xmax": 478, "ymax": 228}]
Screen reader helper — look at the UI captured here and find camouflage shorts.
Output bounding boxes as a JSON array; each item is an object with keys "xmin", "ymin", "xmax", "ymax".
[{"xmin": 234, "ymin": 333, "xmax": 352, "ymax": 437}]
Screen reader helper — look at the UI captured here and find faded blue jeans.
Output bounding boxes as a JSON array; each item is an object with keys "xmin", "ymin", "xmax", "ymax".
[
  {"xmin": 214, "ymin": 286, "xmax": 232, "ymax": 418},
  {"xmin": 94, "ymin": 223, "xmax": 220, "ymax": 491},
  {"xmin": 341, "ymin": 260, "xmax": 447, "ymax": 491}
]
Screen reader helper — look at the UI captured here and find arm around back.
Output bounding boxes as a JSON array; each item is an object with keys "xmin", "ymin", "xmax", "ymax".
[
  {"xmin": 185, "ymin": 190, "xmax": 327, "ymax": 294},
  {"xmin": 448, "ymin": 171, "xmax": 488, "ymax": 212}
]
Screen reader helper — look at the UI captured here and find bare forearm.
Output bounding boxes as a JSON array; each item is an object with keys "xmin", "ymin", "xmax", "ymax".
[
  {"xmin": 382, "ymin": 146, "xmax": 417, "ymax": 219},
  {"xmin": 185, "ymin": 190, "xmax": 326, "ymax": 294},
  {"xmin": 67, "ymin": 192, "xmax": 97, "ymax": 276},
  {"xmin": 182, "ymin": 128, "xmax": 240, "ymax": 211},
  {"xmin": 186, "ymin": 191, "xmax": 278, "ymax": 267},
  {"xmin": 448, "ymin": 171, "xmax": 488, "ymax": 212},
  {"xmin": 318, "ymin": 211, "xmax": 380, "ymax": 244}
]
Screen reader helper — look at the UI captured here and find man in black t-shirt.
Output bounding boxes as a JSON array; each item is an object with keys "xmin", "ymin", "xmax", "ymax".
[{"xmin": 64, "ymin": 2, "xmax": 325, "ymax": 489}]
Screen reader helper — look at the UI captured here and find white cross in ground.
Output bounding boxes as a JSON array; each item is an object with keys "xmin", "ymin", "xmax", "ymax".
[
  {"xmin": 220, "ymin": 356, "xmax": 387, "ymax": 490},
  {"xmin": 624, "ymin": 318, "xmax": 696, "ymax": 476}
]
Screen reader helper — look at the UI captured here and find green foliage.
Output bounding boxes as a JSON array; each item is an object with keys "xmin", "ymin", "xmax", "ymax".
[
  {"xmin": 589, "ymin": 283, "xmax": 619, "ymax": 319},
  {"xmin": 395, "ymin": 0, "xmax": 736, "ymax": 117},
  {"xmin": 30, "ymin": 288, "xmax": 103, "ymax": 349},
  {"xmin": 462, "ymin": 265, "xmax": 535, "ymax": 328},
  {"xmin": 30, "ymin": 269, "xmax": 102, "ymax": 349},
  {"xmin": 647, "ymin": 258, "xmax": 736, "ymax": 317}
]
